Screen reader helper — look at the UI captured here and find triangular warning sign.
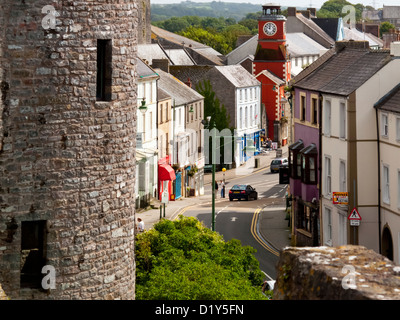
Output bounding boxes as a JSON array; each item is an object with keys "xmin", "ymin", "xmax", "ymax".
[{"xmin": 348, "ymin": 208, "xmax": 362, "ymax": 220}]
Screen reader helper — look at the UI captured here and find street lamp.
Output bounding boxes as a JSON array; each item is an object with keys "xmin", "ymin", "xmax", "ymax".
[
  {"xmin": 139, "ymin": 97, "xmax": 147, "ymax": 114},
  {"xmin": 285, "ymin": 90, "xmax": 293, "ymax": 144},
  {"xmin": 201, "ymin": 115, "xmax": 216, "ymax": 231}
]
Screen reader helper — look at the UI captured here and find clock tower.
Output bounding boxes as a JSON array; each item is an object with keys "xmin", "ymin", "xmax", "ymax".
[{"xmin": 253, "ymin": 3, "xmax": 291, "ymax": 145}]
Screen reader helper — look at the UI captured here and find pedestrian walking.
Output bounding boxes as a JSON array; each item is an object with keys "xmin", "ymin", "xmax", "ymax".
[
  {"xmin": 136, "ymin": 217, "xmax": 145, "ymax": 234},
  {"xmin": 220, "ymin": 180, "xmax": 225, "ymax": 198},
  {"xmin": 214, "ymin": 180, "xmax": 218, "ymax": 198}
]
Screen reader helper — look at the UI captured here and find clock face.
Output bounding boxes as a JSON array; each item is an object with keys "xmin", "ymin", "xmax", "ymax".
[{"xmin": 263, "ymin": 22, "xmax": 277, "ymax": 36}]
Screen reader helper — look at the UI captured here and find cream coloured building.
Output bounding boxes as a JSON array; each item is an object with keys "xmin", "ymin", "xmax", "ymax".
[
  {"xmin": 374, "ymin": 80, "xmax": 400, "ymax": 264},
  {"xmin": 293, "ymin": 40, "xmax": 400, "ymax": 263}
]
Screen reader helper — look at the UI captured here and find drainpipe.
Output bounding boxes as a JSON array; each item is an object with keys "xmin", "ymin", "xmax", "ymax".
[
  {"xmin": 318, "ymin": 92, "xmax": 323, "ymax": 246},
  {"xmin": 375, "ymin": 106, "xmax": 382, "ymax": 254}
]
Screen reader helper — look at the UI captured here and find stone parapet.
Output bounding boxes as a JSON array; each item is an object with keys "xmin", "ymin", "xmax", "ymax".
[{"xmin": 274, "ymin": 245, "xmax": 400, "ymax": 300}]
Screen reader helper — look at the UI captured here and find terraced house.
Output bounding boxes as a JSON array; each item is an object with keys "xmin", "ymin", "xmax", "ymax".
[{"xmin": 290, "ymin": 40, "xmax": 400, "ymax": 264}]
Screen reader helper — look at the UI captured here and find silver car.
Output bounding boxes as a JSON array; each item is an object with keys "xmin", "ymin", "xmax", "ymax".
[{"xmin": 270, "ymin": 157, "xmax": 288, "ymax": 173}]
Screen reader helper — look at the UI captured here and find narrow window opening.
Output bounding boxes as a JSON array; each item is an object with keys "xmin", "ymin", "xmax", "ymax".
[
  {"xmin": 96, "ymin": 39, "xmax": 112, "ymax": 101},
  {"xmin": 20, "ymin": 220, "xmax": 47, "ymax": 289}
]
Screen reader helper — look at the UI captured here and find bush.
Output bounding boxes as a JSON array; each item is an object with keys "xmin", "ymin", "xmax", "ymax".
[{"xmin": 135, "ymin": 216, "xmax": 266, "ymax": 300}]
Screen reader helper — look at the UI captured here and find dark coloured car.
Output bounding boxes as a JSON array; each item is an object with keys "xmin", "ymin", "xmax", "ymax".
[{"xmin": 229, "ymin": 184, "xmax": 258, "ymax": 201}]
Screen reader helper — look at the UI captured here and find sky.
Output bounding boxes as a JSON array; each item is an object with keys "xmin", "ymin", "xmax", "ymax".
[{"xmin": 150, "ymin": 0, "xmax": 400, "ymax": 10}]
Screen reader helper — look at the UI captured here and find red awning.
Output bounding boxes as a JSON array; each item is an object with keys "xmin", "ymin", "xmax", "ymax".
[{"xmin": 158, "ymin": 164, "xmax": 176, "ymax": 181}]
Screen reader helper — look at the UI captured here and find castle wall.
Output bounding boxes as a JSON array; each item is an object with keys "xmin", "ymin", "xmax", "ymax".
[{"xmin": 0, "ymin": 0, "xmax": 138, "ymax": 299}]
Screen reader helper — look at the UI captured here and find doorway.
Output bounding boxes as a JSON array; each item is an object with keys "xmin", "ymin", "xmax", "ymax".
[{"xmin": 382, "ymin": 225, "xmax": 393, "ymax": 261}]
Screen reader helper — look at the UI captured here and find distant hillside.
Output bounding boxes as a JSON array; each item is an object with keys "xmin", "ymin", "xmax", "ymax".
[{"xmin": 151, "ymin": 1, "xmax": 265, "ymax": 21}]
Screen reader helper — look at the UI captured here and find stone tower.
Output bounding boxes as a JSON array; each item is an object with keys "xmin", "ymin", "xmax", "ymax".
[
  {"xmin": 0, "ymin": 1, "xmax": 138, "ymax": 299},
  {"xmin": 138, "ymin": 0, "xmax": 152, "ymax": 44}
]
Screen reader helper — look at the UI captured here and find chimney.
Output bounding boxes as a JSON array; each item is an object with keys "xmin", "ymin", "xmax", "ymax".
[
  {"xmin": 185, "ymin": 78, "xmax": 192, "ymax": 88},
  {"xmin": 335, "ymin": 40, "xmax": 369, "ymax": 52},
  {"xmin": 390, "ymin": 41, "xmax": 400, "ymax": 57},
  {"xmin": 307, "ymin": 8, "xmax": 317, "ymax": 17},
  {"xmin": 287, "ymin": 7, "xmax": 296, "ymax": 17},
  {"xmin": 151, "ymin": 58, "xmax": 169, "ymax": 73}
]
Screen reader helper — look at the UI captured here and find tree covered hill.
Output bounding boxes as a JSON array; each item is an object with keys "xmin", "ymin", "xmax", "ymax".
[{"xmin": 151, "ymin": 1, "xmax": 284, "ymax": 22}]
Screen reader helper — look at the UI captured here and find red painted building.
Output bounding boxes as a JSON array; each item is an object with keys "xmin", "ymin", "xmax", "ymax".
[{"xmin": 253, "ymin": 3, "xmax": 291, "ymax": 144}]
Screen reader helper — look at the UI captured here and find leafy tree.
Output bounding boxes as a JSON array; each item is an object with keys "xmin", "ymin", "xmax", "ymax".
[
  {"xmin": 380, "ymin": 21, "xmax": 396, "ymax": 36},
  {"xmin": 317, "ymin": 0, "xmax": 367, "ymax": 21},
  {"xmin": 238, "ymin": 18, "xmax": 259, "ymax": 34},
  {"xmin": 222, "ymin": 24, "xmax": 253, "ymax": 50},
  {"xmin": 162, "ymin": 17, "xmax": 190, "ymax": 33},
  {"xmin": 196, "ymin": 79, "xmax": 231, "ymax": 131},
  {"xmin": 180, "ymin": 26, "xmax": 232, "ymax": 55},
  {"xmin": 135, "ymin": 216, "xmax": 267, "ymax": 300}
]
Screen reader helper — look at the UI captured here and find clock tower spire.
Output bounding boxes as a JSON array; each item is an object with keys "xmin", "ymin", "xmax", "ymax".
[{"xmin": 253, "ymin": 3, "xmax": 291, "ymax": 146}]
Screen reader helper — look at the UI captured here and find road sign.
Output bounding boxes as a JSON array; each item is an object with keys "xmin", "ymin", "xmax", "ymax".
[
  {"xmin": 350, "ymin": 220, "xmax": 360, "ymax": 226},
  {"xmin": 333, "ymin": 192, "xmax": 348, "ymax": 205},
  {"xmin": 348, "ymin": 207, "xmax": 362, "ymax": 221},
  {"xmin": 161, "ymin": 190, "xmax": 169, "ymax": 204}
]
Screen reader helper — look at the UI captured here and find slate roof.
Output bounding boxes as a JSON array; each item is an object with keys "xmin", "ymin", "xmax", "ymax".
[
  {"xmin": 138, "ymin": 44, "xmax": 195, "ymax": 66},
  {"xmin": 374, "ymin": 83, "xmax": 400, "ymax": 114},
  {"xmin": 286, "ymin": 33, "xmax": 326, "ymax": 57},
  {"xmin": 136, "ymin": 57, "xmax": 159, "ymax": 79},
  {"xmin": 311, "ymin": 18, "xmax": 340, "ymax": 41},
  {"xmin": 158, "ymin": 87, "xmax": 171, "ymax": 102},
  {"xmin": 255, "ymin": 69, "xmax": 285, "ymax": 86},
  {"xmin": 169, "ymin": 65, "xmax": 213, "ymax": 89},
  {"xmin": 343, "ymin": 27, "xmax": 383, "ymax": 48},
  {"xmin": 151, "ymin": 25, "xmax": 224, "ymax": 66},
  {"xmin": 165, "ymin": 49, "xmax": 196, "ymax": 65},
  {"xmin": 226, "ymin": 32, "xmax": 326, "ymax": 67},
  {"xmin": 225, "ymin": 35, "xmax": 258, "ymax": 65},
  {"xmin": 293, "ymin": 46, "xmax": 392, "ymax": 96},
  {"xmin": 213, "ymin": 65, "xmax": 260, "ymax": 88},
  {"xmin": 155, "ymin": 68, "xmax": 204, "ymax": 106},
  {"xmin": 296, "ymin": 13, "xmax": 335, "ymax": 47}
]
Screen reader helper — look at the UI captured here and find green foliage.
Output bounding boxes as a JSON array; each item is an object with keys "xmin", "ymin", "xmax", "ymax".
[
  {"xmin": 180, "ymin": 26, "xmax": 232, "ymax": 55},
  {"xmin": 151, "ymin": 2, "xmax": 262, "ymax": 21},
  {"xmin": 152, "ymin": 14, "xmax": 258, "ymax": 54},
  {"xmin": 195, "ymin": 79, "xmax": 231, "ymax": 131},
  {"xmin": 380, "ymin": 21, "xmax": 396, "ymax": 36},
  {"xmin": 135, "ymin": 216, "xmax": 266, "ymax": 300},
  {"xmin": 317, "ymin": 0, "xmax": 368, "ymax": 21}
]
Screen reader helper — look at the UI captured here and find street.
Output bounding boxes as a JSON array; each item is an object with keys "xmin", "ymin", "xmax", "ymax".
[{"xmin": 180, "ymin": 165, "xmax": 289, "ymax": 281}]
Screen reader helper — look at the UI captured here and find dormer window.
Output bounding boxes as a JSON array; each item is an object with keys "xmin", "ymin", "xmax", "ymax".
[
  {"xmin": 300, "ymin": 143, "xmax": 318, "ymax": 185},
  {"xmin": 289, "ymin": 139, "xmax": 304, "ymax": 179}
]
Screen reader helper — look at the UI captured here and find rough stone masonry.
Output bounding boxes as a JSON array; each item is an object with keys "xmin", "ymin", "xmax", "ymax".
[
  {"xmin": 0, "ymin": 0, "xmax": 138, "ymax": 299},
  {"xmin": 274, "ymin": 245, "xmax": 400, "ymax": 300}
]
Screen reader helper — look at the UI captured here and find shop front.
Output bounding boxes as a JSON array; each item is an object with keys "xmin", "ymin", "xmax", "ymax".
[{"xmin": 158, "ymin": 156, "xmax": 176, "ymax": 202}]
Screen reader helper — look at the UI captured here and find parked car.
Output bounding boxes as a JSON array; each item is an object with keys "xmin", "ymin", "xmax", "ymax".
[
  {"xmin": 270, "ymin": 157, "xmax": 288, "ymax": 173},
  {"xmin": 229, "ymin": 184, "xmax": 258, "ymax": 201},
  {"xmin": 204, "ymin": 164, "xmax": 213, "ymax": 173}
]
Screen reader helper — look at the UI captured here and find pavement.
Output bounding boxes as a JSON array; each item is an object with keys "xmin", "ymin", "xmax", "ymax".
[{"xmin": 136, "ymin": 144, "xmax": 291, "ymax": 252}]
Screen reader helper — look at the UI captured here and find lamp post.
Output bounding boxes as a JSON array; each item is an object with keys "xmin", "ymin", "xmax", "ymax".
[
  {"xmin": 285, "ymin": 90, "xmax": 293, "ymax": 144},
  {"xmin": 201, "ymin": 115, "xmax": 216, "ymax": 231},
  {"xmin": 139, "ymin": 97, "xmax": 147, "ymax": 114}
]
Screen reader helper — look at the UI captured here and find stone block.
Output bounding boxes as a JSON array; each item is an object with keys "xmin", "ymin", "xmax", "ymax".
[{"xmin": 274, "ymin": 245, "xmax": 400, "ymax": 300}]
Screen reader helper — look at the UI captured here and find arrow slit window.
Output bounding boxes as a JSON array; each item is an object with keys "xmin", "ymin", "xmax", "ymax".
[{"xmin": 96, "ymin": 39, "xmax": 112, "ymax": 101}]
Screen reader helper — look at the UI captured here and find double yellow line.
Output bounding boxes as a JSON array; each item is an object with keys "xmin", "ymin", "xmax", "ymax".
[{"xmin": 251, "ymin": 207, "xmax": 280, "ymax": 256}]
